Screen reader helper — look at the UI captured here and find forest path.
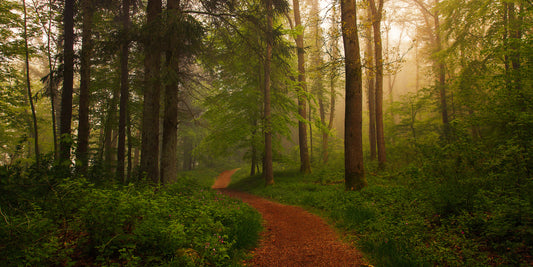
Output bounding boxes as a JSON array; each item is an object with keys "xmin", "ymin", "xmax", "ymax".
[{"xmin": 214, "ymin": 170, "xmax": 367, "ymax": 266}]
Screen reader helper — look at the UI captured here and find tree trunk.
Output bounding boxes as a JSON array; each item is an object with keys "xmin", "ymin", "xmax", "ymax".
[
  {"xmin": 433, "ymin": 0, "xmax": 449, "ymax": 138},
  {"xmin": 141, "ymin": 0, "xmax": 162, "ymax": 184},
  {"xmin": 508, "ymin": 2, "xmax": 521, "ymax": 91},
  {"xmin": 263, "ymin": 0, "xmax": 274, "ymax": 186},
  {"xmin": 161, "ymin": 0, "xmax": 180, "ymax": 185},
  {"xmin": 341, "ymin": 0, "xmax": 366, "ymax": 191},
  {"xmin": 182, "ymin": 134, "xmax": 193, "ymax": 171},
  {"xmin": 104, "ymin": 85, "xmax": 120, "ymax": 170},
  {"xmin": 365, "ymin": 1, "xmax": 376, "ymax": 160},
  {"xmin": 117, "ymin": 0, "xmax": 131, "ymax": 182},
  {"xmin": 292, "ymin": 0, "xmax": 311, "ymax": 174},
  {"xmin": 46, "ymin": 0, "xmax": 58, "ymax": 160},
  {"xmin": 324, "ymin": 3, "xmax": 340, "ymax": 164},
  {"xmin": 59, "ymin": 0, "xmax": 75, "ymax": 163},
  {"xmin": 23, "ymin": 0, "xmax": 40, "ymax": 166},
  {"xmin": 369, "ymin": 0, "xmax": 386, "ymax": 168},
  {"xmin": 78, "ymin": 0, "xmax": 94, "ymax": 174},
  {"xmin": 126, "ymin": 108, "xmax": 132, "ymax": 181}
]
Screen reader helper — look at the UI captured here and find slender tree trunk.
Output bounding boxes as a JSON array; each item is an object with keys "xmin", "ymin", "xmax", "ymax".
[
  {"xmin": 133, "ymin": 130, "xmax": 140, "ymax": 170},
  {"xmin": 365, "ymin": 1, "xmax": 376, "ymax": 160},
  {"xmin": 47, "ymin": 0, "xmax": 58, "ymax": 160},
  {"xmin": 23, "ymin": 0, "xmax": 40, "ymax": 166},
  {"xmin": 161, "ymin": 0, "xmax": 181, "ymax": 185},
  {"xmin": 324, "ymin": 4, "xmax": 339, "ymax": 164},
  {"xmin": 508, "ymin": 2, "xmax": 521, "ymax": 92},
  {"xmin": 433, "ymin": 0, "xmax": 449, "ymax": 138},
  {"xmin": 251, "ymin": 133, "xmax": 257, "ymax": 176},
  {"xmin": 370, "ymin": 0, "xmax": 386, "ymax": 168},
  {"xmin": 59, "ymin": 0, "xmax": 75, "ymax": 163},
  {"xmin": 117, "ymin": 0, "xmax": 131, "ymax": 182},
  {"xmin": 292, "ymin": 0, "xmax": 311, "ymax": 173},
  {"xmin": 341, "ymin": 0, "xmax": 366, "ymax": 191},
  {"xmin": 126, "ymin": 108, "xmax": 132, "ymax": 181},
  {"xmin": 263, "ymin": 0, "xmax": 274, "ymax": 186},
  {"xmin": 141, "ymin": 0, "xmax": 162, "ymax": 184},
  {"xmin": 78, "ymin": 0, "xmax": 94, "ymax": 174},
  {"xmin": 104, "ymin": 85, "xmax": 120, "ymax": 170}
]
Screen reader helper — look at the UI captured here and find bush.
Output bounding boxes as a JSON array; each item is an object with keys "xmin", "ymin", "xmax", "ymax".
[{"xmin": 0, "ymin": 164, "xmax": 262, "ymax": 266}]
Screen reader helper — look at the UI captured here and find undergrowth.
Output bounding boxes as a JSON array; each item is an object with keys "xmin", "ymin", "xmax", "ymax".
[
  {"xmin": 229, "ymin": 147, "xmax": 533, "ymax": 266},
  {"xmin": 0, "ymin": 161, "xmax": 262, "ymax": 266}
]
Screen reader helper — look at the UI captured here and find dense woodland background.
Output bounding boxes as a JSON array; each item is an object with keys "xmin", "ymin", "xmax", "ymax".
[{"xmin": 1, "ymin": 0, "xmax": 532, "ymax": 265}]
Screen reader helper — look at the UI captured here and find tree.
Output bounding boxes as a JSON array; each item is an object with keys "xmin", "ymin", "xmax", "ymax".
[
  {"xmin": 117, "ymin": 0, "xmax": 131, "ymax": 182},
  {"xmin": 369, "ymin": 0, "xmax": 386, "ymax": 168},
  {"xmin": 341, "ymin": 0, "xmax": 367, "ymax": 190},
  {"xmin": 411, "ymin": 0, "xmax": 449, "ymax": 138},
  {"xmin": 22, "ymin": 0, "xmax": 40, "ymax": 166},
  {"xmin": 290, "ymin": 0, "xmax": 311, "ymax": 174},
  {"xmin": 263, "ymin": 0, "xmax": 274, "ymax": 186},
  {"xmin": 141, "ymin": 0, "xmax": 162, "ymax": 184},
  {"xmin": 59, "ymin": 0, "xmax": 75, "ymax": 163},
  {"xmin": 364, "ymin": 0, "xmax": 377, "ymax": 160},
  {"xmin": 323, "ymin": 2, "xmax": 341, "ymax": 163},
  {"xmin": 77, "ymin": 0, "xmax": 94, "ymax": 174},
  {"xmin": 160, "ymin": 0, "xmax": 180, "ymax": 185}
]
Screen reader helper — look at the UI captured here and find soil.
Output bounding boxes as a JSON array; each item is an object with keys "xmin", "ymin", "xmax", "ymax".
[
  {"xmin": 211, "ymin": 168, "xmax": 240, "ymax": 189},
  {"xmin": 214, "ymin": 169, "xmax": 367, "ymax": 266}
]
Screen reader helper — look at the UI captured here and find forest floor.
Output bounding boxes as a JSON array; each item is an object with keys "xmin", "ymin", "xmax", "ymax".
[{"xmin": 214, "ymin": 169, "xmax": 368, "ymax": 266}]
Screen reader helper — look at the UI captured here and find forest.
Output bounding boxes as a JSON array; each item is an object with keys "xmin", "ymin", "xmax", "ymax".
[{"xmin": 0, "ymin": 0, "xmax": 532, "ymax": 265}]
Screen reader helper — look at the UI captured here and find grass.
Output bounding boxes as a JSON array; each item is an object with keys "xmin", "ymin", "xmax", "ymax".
[{"xmin": 228, "ymin": 160, "xmax": 532, "ymax": 266}]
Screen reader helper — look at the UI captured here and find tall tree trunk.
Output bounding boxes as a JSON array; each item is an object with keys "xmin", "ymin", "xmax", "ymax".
[
  {"xmin": 59, "ymin": 0, "xmax": 75, "ymax": 163},
  {"xmin": 309, "ymin": 0, "xmax": 327, "ymax": 164},
  {"xmin": 104, "ymin": 85, "xmax": 119, "ymax": 170},
  {"xmin": 369, "ymin": 0, "xmax": 386, "ymax": 168},
  {"xmin": 508, "ymin": 2, "xmax": 521, "ymax": 91},
  {"xmin": 341, "ymin": 0, "xmax": 366, "ymax": 191},
  {"xmin": 250, "ymin": 120, "xmax": 258, "ymax": 176},
  {"xmin": 324, "ymin": 3, "xmax": 340, "ymax": 164},
  {"xmin": 263, "ymin": 0, "xmax": 274, "ymax": 186},
  {"xmin": 78, "ymin": 0, "xmax": 94, "ymax": 174},
  {"xmin": 141, "ymin": 0, "xmax": 162, "ymax": 184},
  {"xmin": 23, "ymin": 0, "xmax": 40, "ymax": 166},
  {"xmin": 117, "ymin": 0, "xmax": 131, "ymax": 182},
  {"xmin": 161, "ymin": 0, "xmax": 180, "ymax": 185},
  {"xmin": 433, "ymin": 0, "xmax": 449, "ymax": 138},
  {"xmin": 292, "ymin": 0, "xmax": 311, "ymax": 173},
  {"xmin": 47, "ymin": 0, "xmax": 58, "ymax": 160},
  {"xmin": 365, "ymin": 1, "xmax": 376, "ymax": 160},
  {"xmin": 133, "ymin": 130, "xmax": 140, "ymax": 170},
  {"xmin": 126, "ymin": 108, "xmax": 132, "ymax": 181}
]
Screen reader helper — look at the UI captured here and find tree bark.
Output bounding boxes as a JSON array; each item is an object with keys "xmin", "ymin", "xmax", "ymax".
[
  {"xmin": 78, "ymin": 0, "xmax": 94, "ymax": 174},
  {"xmin": 117, "ymin": 0, "xmax": 131, "ymax": 182},
  {"xmin": 341, "ymin": 0, "xmax": 366, "ymax": 191},
  {"xmin": 160, "ymin": 0, "xmax": 181, "ymax": 185},
  {"xmin": 324, "ymin": 3, "xmax": 340, "ymax": 164},
  {"xmin": 369, "ymin": 0, "xmax": 386, "ymax": 168},
  {"xmin": 434, "ymin": 0, "xmax": 449, "ymax": 138},
  {"xmin": 47, "ymin": 0, "xmax": 58, "ymax": 160},
  {"xmin": 292, "ymin": 0, "xmax": 311, "ymax": 174},
  {"xmin": 141, "ymin": 0, "xmax": 162, "ymax": 184},
  {"xmin": 263, "ymin": 0, "xmax": 274, "ymax": 186},
  {"xmin": 365, "ymin": 1, "xmax": 376, "ymax": 160},
  {"xmin": 23, "ymin": 0, "xmax": 40, "ymax": 166},
  {"xmin": 59, "ymin": 0, "xmax": 75, "ymax": 163}
]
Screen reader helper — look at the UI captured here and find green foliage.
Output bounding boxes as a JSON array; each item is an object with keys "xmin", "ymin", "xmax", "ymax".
[
  {"xmin": 0, "ymin": 162, "xmax": 262, "ymax": 266},
  {"xmin": 231, "ymin": 150, "xmax": 533, "ymax": 266}
]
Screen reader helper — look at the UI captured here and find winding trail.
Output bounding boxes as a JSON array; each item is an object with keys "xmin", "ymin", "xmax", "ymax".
[{"xmin": 214, "ymin": 169, "xmax": 367, "ymax": 266}]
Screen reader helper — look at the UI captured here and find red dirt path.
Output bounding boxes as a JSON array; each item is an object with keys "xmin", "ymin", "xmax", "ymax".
[{"xmin": 214, "ymin": 169, "xmax": 367, "ymax": 266}]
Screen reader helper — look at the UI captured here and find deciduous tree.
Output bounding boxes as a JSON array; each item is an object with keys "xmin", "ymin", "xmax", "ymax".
[{"xmin": 341, "ymin": 0, "xmax": 367, "ymax": 190}]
